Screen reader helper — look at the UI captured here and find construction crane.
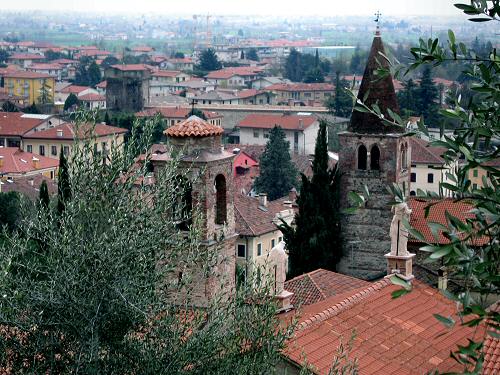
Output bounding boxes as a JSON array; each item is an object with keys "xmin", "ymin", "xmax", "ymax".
[{"xmin": 193, "ymin": 14, "xmax": 212, "ymax": 50}]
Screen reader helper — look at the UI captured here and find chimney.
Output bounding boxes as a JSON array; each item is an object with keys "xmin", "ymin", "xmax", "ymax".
[
  {"xmin": 437, "ymin": 267, "xmax": 447, "ymax": 291},
  {"xmin": 57, "ymin": 129, "xmax": 63, "ymax": 137},
  {"xmin": 0, "ymin": 155, "xmax": 3, "ymax": 168},
  {"xmin": 259, "ymin": 193, "xmax": 267, "ymax": 207},
  {"xmin": 32, "ymin": 156, "xmax": 39, "ymax": 169}
]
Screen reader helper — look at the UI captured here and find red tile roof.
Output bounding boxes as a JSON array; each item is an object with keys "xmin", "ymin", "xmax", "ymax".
[
  {"xmin": 110, "ymin": 64, "xmax": 150, "ymax": 72},
  {"xmin": 284, "ymin": 279, "xmax": 486, "ymax": 375},
  {"xmin": 234, "ymin": 193, "xmax": 291, "ymax": 236},
  {"xmin": 28, "ymin": 63, "xmax": 63, "ymax": 70},
  {"xmin": 0, "ymin": 147, "xmax": 59, "ymax": 175},
  {"xmin": 265, "ymin": 83, "xmax": 335, "ymax": 92},
  {"xmin": 137, "ymin": 107, "xmax": 222, "ymax": 120},
  {"xmin": 238, "ymin": 114, "xmax": 317, "ymax": 130},
  {"xmin": 51, "ymin": 58, "xmax": 77, "ymax": 65},
  {"xmin": 78, "ymin": 93, "xmax": 105, "ymax": 101},
  {"xmin": 0, "ymin": 112, "xmax": 45, "ymax": 136},
  {"xmin": 165, "ymin": 115, "xmax": 223, "ymax": 138},
  {"xmin": 24, "ymin": 123, "xmax": 127, "ymax": 140},
  {"xmin": 151, "ymin": 70, "xmax": 183, "ymax": 78},
  {"xmin": 408, "ymin": 198, "xmax": 488, "ymax": 245},
  {"xmin": 0, "ymin": 174, "xmax": 57, "ymax": 199},
  {"xmin": 59, "ymin": 85, "xmax": 92, "ymax": 94},
  {"xmin": 96, "ymin": 80, "xmax": 107, "ymax": 88},
  {"xmin": 3, "ymin": 71, "xmax": 54, "ymax": 79},
  {"xmin": 483, "ymin": 302, "xmax": 500, "ymax": 375},
  {"xmin": 236, "ymin": 89, "xmax": 267, "ymax": 98},
  {"xmin": 284, "ymin": 269, "xmax": 370, "ymax": 307},
  {"xmin": 206, "ymin": 67, "xmax": 263, "ymax": 80},
  {"xmin": 132, "ymin": 46, "xmax": 154, "ymax": 52},
  {"xmin": 8, "ymin": 53, "xmax": 44, "ymax": 60},
  {"xmin": 410, "ymin": 137, "xmax": 446, "ymax": 164}
]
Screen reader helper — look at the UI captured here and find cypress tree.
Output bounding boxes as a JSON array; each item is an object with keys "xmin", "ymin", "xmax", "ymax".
[
  {"xmin": 279, "ymin": 120, "xmax": 342, "ymax": 277},
  {"xmin": 254, "ymin": 126, "xmax": 297, "ymax": 201},
  {"xmin": 416, "ymin": 65, "xmax": 440, "ymax": 125},
  {"xmin": 314, "ymin": 48, "xmax": 320, "ymax": 67},
  {"xmin": 57, "ymin": 148, "xmax": 71, "ymax": 216},
  {"xmin": 104, "ymin": 111, "xmax": 111, "ymax": 125},
  {"xmin": 397, "ymin": 79, "xmax": 418, "ymax": 117},
  {"xmin": 39, "ymin": 180, "xmax": 50, "ymax": 210}
]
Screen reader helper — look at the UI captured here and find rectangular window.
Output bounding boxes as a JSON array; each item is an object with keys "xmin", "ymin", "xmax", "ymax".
[
  {"xmin": 278, "ymin": 236, "xmax": 283, "ymax": 242},
  {"xmin": 427, "ymin": 173, "xmax": 434, "ymax": 183},
  {"xmin": 473, "ymin": 183, "xmax": 478, "ymax": 190},
  {"xmin": 39, "ymin": 145, "xmax": 45, "ymax": 156},
  {"xmin": 473, "ymin": 169, "xmax": 478, "ymax": 178},
  {"xmin": 63, "ymin": 146, "xmax": 69, "ymax": 155},
  {"xmin": 411, "ymin": 173, "xmax": 416, "ymax": 183},
  {"xmin": 263, "ymin": 132, "xmax": 269, "ymax": 139},
  {"xmin": 51, "ymin": 145, "xmax": 57, "ymax": 156},
  {"xmin": 253, "ymin": 130, "xmax": 259, "ymax": 138},
  {"xmin": 271, "ymin": 239, "xmax": 275, "ymax": 248},
  {"xmin": 257, "ymin": 243, "xmax": 262, "ymax": 256},
  {"xmin": 50, "ymin": 171, "xmax": 54, "ymax": 179},
  {"xmin": 27, "ymin": 144, "xmax": 32, "ymax": 153},
  {"xmin": 237, "ymin": 244, "xmax": 246, "ymax": 258}
]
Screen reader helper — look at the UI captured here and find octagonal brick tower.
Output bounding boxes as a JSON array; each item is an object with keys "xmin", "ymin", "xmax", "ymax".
[
  {"xmin": 156, "ymin": 115, "xmax": 236, "ymax": 306},
  {"xmin": 337, "ymin": 30, "xmax": 411, "ymax": 280}
]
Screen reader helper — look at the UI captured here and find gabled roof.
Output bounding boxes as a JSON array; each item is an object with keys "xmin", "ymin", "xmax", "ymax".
[
  {"xmin": 236, "ymin": 89, "xmax": 268, "ymax": 99},
  {"xmin": 284, "ymin": 278, "xmax": 487, "ymax": 375},
  {"xmin": 0, "ymin": 175, "xmax": 57, "ymax": 199},
  {"xmin": 238, "ymin": 114, "xmax": 317, "ymax": 130},
  {"xmin": 349, "ymin": 32, "xmax": 401, "ymax": 134},
  {"xmin": 165, "ymin": 115, "xmax": 223, "ymax": 138},
  {"xmin": 110, "ymin": 64, "xmax": 150, "ymax": 72},
  {"xmin": 78, "ymin": 93, "xmax": 105, "ymax": 101},
  {"xmin": 0, "ymin": 112, "xmax": 46, "ymax": 136},
  {"xmin": 3, "ymin": 71, "xmax": 54, "ymax": 79},
  {"xmin": 96, "ymin": 80, "xmax": 107, "ymax": 89},
  {"xmin": 234, "ymin": 194, "xmax": 291, "ymax": 236},
  {"xmin": 59, "ymin": 85, "xmax": 92, "ymax": 94},
  {"xmin": 205, "ymin": 66, "xmax": 263, "ymax": 80},
  {"xmin": 8, "ymin": 53, "xmax": 44, "ymax": 60},
  {"xmin": 28, "ymin": 63, "xmax": 63, "ymax": 70},
  {"xmin": 0, "ymin": 147, "xmax": 59, "ymax": 175},
  {"xmin": 151, "ymin": 70, "xmax": 184, "ymax": 78},
  {"xmin": 284, "ymin": 269, "xmax": 370, "ymax": 306},
  {"xmin": 410, "ymin": 137, "xmax": 446, "ymax": 164},
  {"xmin": 265, "ymin": 83, "xmax": 335, "ymax": 92},
  {"xmin": 24, "ymin": 123, "xmax": 127, "ymax": 140}
]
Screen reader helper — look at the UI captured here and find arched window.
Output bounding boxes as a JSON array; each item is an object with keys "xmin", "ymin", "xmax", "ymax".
[
  {"xmin": 371, "ymin": 145, "xmax": 380, "ymax": 170},
  {"xmin": 215, "ymin": 174, "xmax": 227, "ymax": 225},
  {"xmin": 401, "ymin": 143, "xmax": 408, "ymax": 170},
  {"xmin": 410, "ymin": 190, "xmax": 416, "ymax": 196},
  {"xmin": 173, "ymin": 176, "xmax": 192, "ymax": 230},
  {"xmin": 357, "ymin": 145, "xmax": 367, "ymax": 170}
]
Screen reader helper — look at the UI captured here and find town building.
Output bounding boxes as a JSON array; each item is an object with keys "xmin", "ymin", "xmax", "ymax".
[
  {"xmin": 149, "ymin": 70, "xmax": 191, "ymax": 97},
  {"xmin": 192, "ymin": 90, "xmax": 240, "ymax": 105},
  {"xmin": 27, "ymin": 63, "xmax": 64, "ymax": 81},
  {"xmin": 78, "ymin": 93, "xmax": 107, "ymax": 110},
  {"xmin": 2, "ymin": 71, "xmax": 55, "ymax": 105},
  {"xmin": 105, "ymin": 64, "xmax": 151, "ymax": 112},
  {"xmin": 236, "ymin": 89, "xmax": 275, "ymax": 105},
  {"xmin": 205, "ymin": 67, "xmax": 264, "ymax": 88},
  {"xmin": 337, "ymin": 29, "xmax": 411, "ymax": 280},
  {"xmin": 0, "ymin": 147, "xmax": 59, "ymax": 181},
  {"xmin": 22, "ymin": 122, "xmax": 127, "ymax": 160},
  {"xmin": 0, "ymin": 112, "xmax": 64, "ymax": 148},
  {"xmin": 234, "ymin": 193, "xmax": 294, "ymax": 286},
  {"xmin": 238, "ymin": 113, "xmax": 319, "ymax": 155},
  {"xmin": 264, "ymin": 83, "xmax": 334, "ymax": 106},
  {"xmin": 467, "ymin": 157, "xmax": 500, "ymax": 190},
  {"xmin": 409, "ymin": 137, "xmax": 456, "ymax": 196},
  {"xmin": 150, "ymin": 115, "xmax": 235, "ymax": 306},
  {"xmin": 7, "ymin": 53, "xmax": 44, "ymax": 68}
]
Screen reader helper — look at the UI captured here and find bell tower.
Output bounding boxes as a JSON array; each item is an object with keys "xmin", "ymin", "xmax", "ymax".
[
  {"xmin": 155, "ymin": 115, "xmax": 236, "ymax": 306},
  {"xmin": 337, "ymin": 27, "xmax": 411, "ymax": 280}
]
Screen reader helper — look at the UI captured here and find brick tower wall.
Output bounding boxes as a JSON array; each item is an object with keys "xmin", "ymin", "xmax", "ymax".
[{"xmin": 337, "ymin": 132, "xmax": 410, "ymax": 280}]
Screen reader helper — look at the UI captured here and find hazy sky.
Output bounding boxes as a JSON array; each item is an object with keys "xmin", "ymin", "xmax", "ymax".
[{"xmin": 2, "ymin": 0, "xmax": 462, "ymax": 16}]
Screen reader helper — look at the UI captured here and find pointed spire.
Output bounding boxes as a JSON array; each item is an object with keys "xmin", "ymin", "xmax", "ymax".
[{"xmin": 349, "ymin": 29, "xmax": 402, "ymax": 134}]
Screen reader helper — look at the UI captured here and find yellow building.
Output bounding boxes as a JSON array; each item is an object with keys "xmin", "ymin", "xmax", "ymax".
[
  {"xmin": 467, "ymin": 158, "xmax": 500, "ymax": 190},
  {"xmin": 3, "ymin": 71, "xmax": 55, "ymax": 105},
  {"xmin": 22, "ymin": 122, "xmax": 128, "ymax": 160}
]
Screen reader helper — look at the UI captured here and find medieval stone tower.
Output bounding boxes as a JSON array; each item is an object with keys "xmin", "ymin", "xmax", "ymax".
[
  {"xmin": 154, "ymin": 115, "xmax": 236, "ymax": 306},
  {"xmin": 337, "ymin": 30, "xmax": 411, "ymax": 280},
  {"xmin": 105, "ymin": 64, "xmax": 150, "ymax": 112}
]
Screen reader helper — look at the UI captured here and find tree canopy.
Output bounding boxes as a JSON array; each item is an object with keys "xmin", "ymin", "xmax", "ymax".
[
  {"xmin": 254, "ymin": 126, "xmax": 297, "ymax": 201},
  {"xmin": 279, "ymin": 120, "xmax": 342, "ymax": 278},
  {"xmin": 198, "ymin": 48, "xmax": 221, "ymax": 72}
]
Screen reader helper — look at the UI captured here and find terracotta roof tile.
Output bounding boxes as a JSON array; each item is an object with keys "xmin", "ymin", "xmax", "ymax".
[
  {"xmin": 59, "ymin": 85, "xmax": 91, "ymax": 94},
  {"xmin": 410, "ymin": 137, "xmax": 446, "ymax": 164},
  {"xmin": 265, "ymin": 83, "xmax": 335, "ymax": 92},
  {"xmin": 165, "ymin": 115, "xmax": 223, "ymax": 138},
  {"xmin": 3, "ymin": 71, "xmax": 54, "ymax": 79},
  {"xmin": 110, "ymin": 64, "xmax": 150, "ymax": 71},
  {"xmin": 0, "ymin": 112, "xmax": 46, "ymax": 136},
  {"xmin": 24, "ymin": 122, "xmax": 127, "ymax": 140},
  {"xmin": 137, "ymin": 107, "xmax": 222, "ymax": 120},
  {"xmin": 285, "ymin": 269, "xmax": 370, "ymax": 306},
  {"xmin": 283, "ymin": 279, "xmax": 487, "ymax": 375},
  {"xmin": 408, "ymin": 198, "xmax": 488, "ymax": 245},
  {"xmin": 0, "ymin": 147, "xmax": 59, "ymax": 175},
  {"xmin": 78, "ymin": 93, "xmax": 105, "ymax": 101},
  {"xmin": 238, "ymin": 114, "xmax": 317, "ymax": 130}
]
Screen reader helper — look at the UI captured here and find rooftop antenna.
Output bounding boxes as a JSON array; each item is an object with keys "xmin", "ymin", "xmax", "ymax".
[{"xmin": 374, "ymin": 11, "xmax": 382, "ymax": 36}]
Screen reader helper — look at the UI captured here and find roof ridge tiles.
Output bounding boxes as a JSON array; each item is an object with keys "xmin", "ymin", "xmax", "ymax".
[
  {"xmin": 308, "ymin": 274, "xmax": 327, "ymax": 300},
  {"xmin": 296, "ymin": 278, "xmax": 391, "ymax": 331}
]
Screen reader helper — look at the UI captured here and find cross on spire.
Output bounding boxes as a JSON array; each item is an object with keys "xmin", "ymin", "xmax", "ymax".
[{"xmin": 374, "ymin": 11, "xmax": 382, "ymax": 36}]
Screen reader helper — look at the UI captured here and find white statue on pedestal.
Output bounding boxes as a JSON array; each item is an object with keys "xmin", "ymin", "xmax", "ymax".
[
  {"xmin": 268, "ymin": 241, "xmax": 287, "ymax": 295},
  {"xmin": 390, "ymin": 202, "xmax": 412, "ymax": 256}
]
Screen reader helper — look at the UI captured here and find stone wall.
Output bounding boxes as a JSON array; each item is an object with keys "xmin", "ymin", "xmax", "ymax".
[{"xmin": 337, "ymin": 132, "xmax": 410, "ymax": 280}]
